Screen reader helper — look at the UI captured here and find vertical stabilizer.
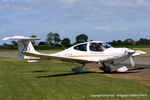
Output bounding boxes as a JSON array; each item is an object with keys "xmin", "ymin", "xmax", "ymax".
[
  {"xmin": 18, "ymin": 40, "xmax": 38, "ymax": 59},
  {"xmin": 3, "ymin": 36, "xmax": 40, "ymax": 59}
]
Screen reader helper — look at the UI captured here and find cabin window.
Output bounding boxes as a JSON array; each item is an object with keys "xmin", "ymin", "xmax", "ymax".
[
  {"xmin": 90, "ymin": 43, "xmax": 104, "ymax": 52},
  {"xmin": 74, "ymin": 44, "xmax": 87, "ymax": 51},
  {"xmin": 102, "ymin": 43, "xmax": 112, "ymax": 49}
]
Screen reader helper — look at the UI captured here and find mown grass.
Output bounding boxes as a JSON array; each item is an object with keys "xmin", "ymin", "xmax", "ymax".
[
  {"xmin": 0, "ymin": 49, "xmax": 61, "ymax": 54},
  {"xmin": 0, "ymin": 49, "xmax": 17, "ymax": 54},
  {"xmin": 115, "ymin": 45, "xmax": 150, "ymax": 48},
  {"xmin": 0, "ymin": 57, "xmax": 150, "ymax": 100}
]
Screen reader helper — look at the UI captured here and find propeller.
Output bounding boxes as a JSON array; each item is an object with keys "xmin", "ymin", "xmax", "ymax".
[
  {"xmin": 129, "ymin": 56, "xmax": 136, "ymax": 68},
  {"xmin": 126, "ymin": 49, "xmax": 136, "ymax": 68}
]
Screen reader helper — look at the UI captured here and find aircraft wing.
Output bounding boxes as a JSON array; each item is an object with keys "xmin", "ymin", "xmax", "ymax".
[
  {"xmin": 23, "ymin": 52, "xmax": 96, "ymax": 64},
  {"xmin": 132, "ymin": 50, "xmax": 146, "ymax": 56}
]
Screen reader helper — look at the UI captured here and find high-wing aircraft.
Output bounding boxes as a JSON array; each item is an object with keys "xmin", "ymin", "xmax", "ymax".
[{"xmin": 3, "ymin": 36, "xmax": 146, "ymax": 73}]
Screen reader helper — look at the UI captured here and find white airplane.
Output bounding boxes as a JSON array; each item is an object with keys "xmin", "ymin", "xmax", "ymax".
[{"xmin": 3, "ymin": 36, "xmax": 146, "ymax": 73}]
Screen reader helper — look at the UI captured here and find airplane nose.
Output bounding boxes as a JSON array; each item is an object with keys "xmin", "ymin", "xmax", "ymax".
[{"xmin": 126, "ymin": 49, "xmax": 135, "ymax": 55}]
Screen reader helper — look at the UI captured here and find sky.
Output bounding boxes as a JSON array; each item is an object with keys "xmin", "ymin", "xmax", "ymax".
[{"xmin": 0, "ymin": 0, "xmax": 150, "ymax": 44}]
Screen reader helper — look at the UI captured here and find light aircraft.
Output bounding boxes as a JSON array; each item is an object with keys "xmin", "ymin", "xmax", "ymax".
[{"xmin": 3, "ymin": 36, "xmax": 146, "ymax": 73}]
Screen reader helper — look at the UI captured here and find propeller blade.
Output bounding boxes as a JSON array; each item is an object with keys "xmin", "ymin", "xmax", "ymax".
[{"xmin": 129, "ymin": 56, "xmax": 136, "ymax": 68}]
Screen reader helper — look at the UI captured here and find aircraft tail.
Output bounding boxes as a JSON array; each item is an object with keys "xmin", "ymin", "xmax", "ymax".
[{"xmin": 3, "ymin": 36, "xmax": 40, "ymax": 60}]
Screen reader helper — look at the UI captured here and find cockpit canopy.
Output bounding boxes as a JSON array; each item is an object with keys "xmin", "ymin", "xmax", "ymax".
[{"xmin": 73, "ymin": 41, "xmax": 112, "ymax": 52}]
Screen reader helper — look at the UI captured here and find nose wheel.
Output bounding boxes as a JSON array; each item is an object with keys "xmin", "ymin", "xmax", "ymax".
[{"xmin": 116, "ymin": 65, "xmax": 128, "ymax": 72}]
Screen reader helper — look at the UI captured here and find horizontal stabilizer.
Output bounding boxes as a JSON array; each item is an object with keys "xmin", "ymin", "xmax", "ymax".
[
  {"xmin": 3, "ymin": 36, "xmax": 40, "ymax": 41},
  {"xmin": 2, "ymin": 36, "xmax": 40, "ymax": 59}
]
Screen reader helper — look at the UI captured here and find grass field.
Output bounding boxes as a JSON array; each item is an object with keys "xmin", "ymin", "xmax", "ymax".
[{"xmin": 0, "ymin": 57, "xmax": 150, "ymax": 100}]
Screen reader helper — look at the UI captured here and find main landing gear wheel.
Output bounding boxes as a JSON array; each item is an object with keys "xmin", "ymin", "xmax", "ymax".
[
  {"xmin": 99, "ymin": 66, "xmax": 112, "ymax": 73},
  {"xmin": 99, "ymin": 62, "xmax": 112, "ymax": 73},
  {"xmin": 72, "ymin": 64, "xmax": 85, "ymax": 73},
  {"xmin": 72, "ymin": 67, "xmax": 84, "ymax": 73}
]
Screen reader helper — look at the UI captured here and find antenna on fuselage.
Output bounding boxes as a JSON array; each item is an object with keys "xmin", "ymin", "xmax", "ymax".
[{"xmin": 61, "ymin": 44, "xmax": 66, "ymax": 50}]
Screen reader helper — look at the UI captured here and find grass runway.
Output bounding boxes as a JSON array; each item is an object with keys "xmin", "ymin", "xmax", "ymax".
[{"xmin": 0, "ymin": 57, "xmax": 150, "ymax": 100}]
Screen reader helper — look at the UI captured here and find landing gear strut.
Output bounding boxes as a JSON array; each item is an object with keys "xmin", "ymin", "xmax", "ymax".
[
  {"xmin": 72, "ymin": 64, "xmax": 85, "ymax": 73},
  {"xmin": 99, "ymin": 62, "xmax": 112, "ymax": 73}
]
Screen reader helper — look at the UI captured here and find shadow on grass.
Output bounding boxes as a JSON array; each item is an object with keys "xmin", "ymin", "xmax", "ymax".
[
  {"xmin": 129, "ymin": 67, "xmax": 149, "ymax": 71},
  {"xmin": 37, "ymin": 71, "xmax": 96, "ymax": 78},
  {"xmin": 36, "ymin": 70, "xmax": 141, "ymax": 78},
  {"xmin": 122, "ymin": 64, "xmax": 150, "ymax": 68},
  {"xmin": 26, "ymin": 70, "xmax": 50, "ymax": 73},
  {"xmin": 26, "ymin": 70, "xmax": 73, "ymax": 73},
  {"xmin": 99, "ymin": 71, "xmax": 140, "ymax": 74}
]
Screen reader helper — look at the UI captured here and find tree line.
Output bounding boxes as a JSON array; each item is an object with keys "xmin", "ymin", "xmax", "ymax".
[
  {"xmin": 0, "ymin": 33, "xmax": 88, "ymax": 49},
  {"xmin": 109, "ymin": 38, "xmax": 150, "ymax": 46},
  {"xmin": 40, "ymin": 32, "xmax": 88, "ymax": 47},
  {"xmin": 1, "ymin": 32, "xmax": 150, "ymax": 49}
]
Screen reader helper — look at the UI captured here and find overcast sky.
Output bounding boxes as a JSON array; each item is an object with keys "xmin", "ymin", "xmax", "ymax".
[{"xmin": 0, "ymin": 0, "xmax": 150, "ymax": 44}]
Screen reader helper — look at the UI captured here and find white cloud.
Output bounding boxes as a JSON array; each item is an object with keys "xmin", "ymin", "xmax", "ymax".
[
  {"xmin": 61, "ymin": 30, "xmax": 65, "ymax": 35},
  {"xmin": 26, "ymin": 0, "xmax": 32, "ymax": 3},
  {"xmin": 4, "ymin": 0, "xmax": 8, "ymax": 2},
  {"xmin": 0, "ymin": 0, "xmax": 150, "ymax": 22},
  {"xmin": 0, "ymin": 1, "xmax": 31, "ymax": 12},
  {"xmin": 3, "ymin": 0, "xmax": 15, "ymax": 3},
  {"xmin": 59, "ymin": 0, "xmax": 78, "ymax": 4},
  {"xmin": 99, "ymin": 0, "xmax": 150, "ymax": 8},
  {"xmin": 136, "ymin": 0, "xmax": 149, "ymax": 6},
  {"xmin": 0, "ymin": 28, "xmax": 8, "ymax": 34},
  {"xmin": 94, "ymin": 26, "xmax": 128, "ymax": 31}
]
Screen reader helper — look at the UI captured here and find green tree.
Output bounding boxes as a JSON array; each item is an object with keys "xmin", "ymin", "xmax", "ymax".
[
  {"xmin": 61, "ymin": 38, "xmax": 71, "ymax": 47},
  {"xmin": 46, "ymin": 32, "xmax": 54, "ymax": 45},
  {"xmin": 137, "ymin": 38, "xmax": 150, "ymax": 45},
  {"xmin": 3, "ymin": 43, "xmax": 8, "ymax": 46},
  {"xmin": 11, "ymin": 41, "xmax": 18, "ymax": 46},
  {"xmin": 38, "ymin": 41, "xmax": 46, "ymax": 45},
  {"xmin": 117, "ymin": 40, "xmax": 122, "ymax": 46},
  {"xmin": 53, "ymin": 33, "xmax": 61, "ymax": 45},
  {"xmin": 76, "ymin": 34, "xmax": 88, "ymax": 44},
  {"xmin": 30, "ymin": 35, "xmax": 37, "ymax": 46},
  {"xmin": 123, "ymin": 38, "xmax": 135, "ymax": 45},
  {"xmin": 110, "ymin": 40, "xmax": 117, "ymax": 46}
]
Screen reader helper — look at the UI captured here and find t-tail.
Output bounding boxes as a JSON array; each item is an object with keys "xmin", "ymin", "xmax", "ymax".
[{"xmin": 3, "ymin": 36, "xmax": 40, "ymax": 61}]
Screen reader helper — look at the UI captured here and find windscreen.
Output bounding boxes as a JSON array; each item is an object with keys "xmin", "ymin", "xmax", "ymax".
[
  {"xmin": 102, "ymin": 42, "xmax": 113, "ymax": 49},
  {"xmin": 89, "ymin": 42, "xmax": 112, "ymax": 52}
]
